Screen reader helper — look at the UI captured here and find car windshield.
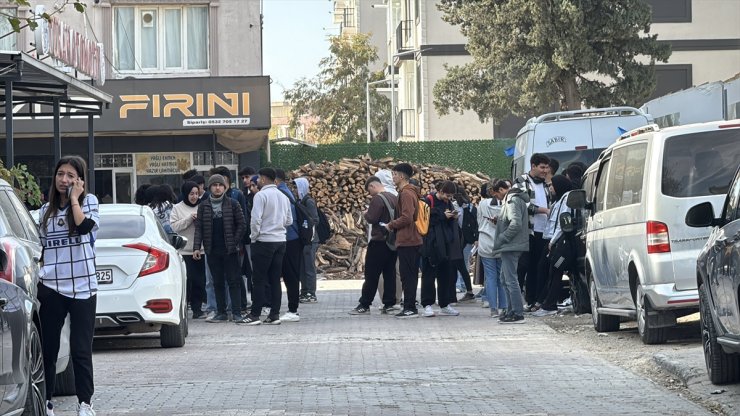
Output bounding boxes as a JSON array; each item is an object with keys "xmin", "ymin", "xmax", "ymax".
[
  {"xmin": 97, "ymin": 215, "xmax": 146, "ymax": 239},
  {"xmin": 662, "ymin": 129, "xmax": 740, "ymax": 198}
]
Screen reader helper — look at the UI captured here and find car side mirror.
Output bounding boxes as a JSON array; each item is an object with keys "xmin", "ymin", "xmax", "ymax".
[
  {"xmin": 559, "ymin": 212, "xmax": 575, "ymax": 233},
  {"xmin": 566, "ymin": 190, "xmax": 586, "ymax": 210},
  {"xmin": 685, "ymin": 202, "xmax": 717, "ymax": 228},
  {"xmin": 171, "ymin": 235, "xmax": 188, "ymax": 250}
]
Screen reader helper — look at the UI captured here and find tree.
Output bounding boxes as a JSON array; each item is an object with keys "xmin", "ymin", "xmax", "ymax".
[
  {"xmin": 0, "ymin": 160, "xmax": 42, "ymax": 207},
  {"xmin": 285, "ymin": 33, "xmax": 391, "ymax": 143},
  {"xmin": 433, "ymin": 0, "xmax": 671, "ymax": 122},
  {"xmin": 1, "ymin": 0, "xmax": 86, "ymax": 40}
]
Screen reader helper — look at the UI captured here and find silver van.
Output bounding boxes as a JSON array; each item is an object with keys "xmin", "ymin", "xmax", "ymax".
[{"xmin": 570, "ymin": 120, "xmax": 740, "ymax": 344}]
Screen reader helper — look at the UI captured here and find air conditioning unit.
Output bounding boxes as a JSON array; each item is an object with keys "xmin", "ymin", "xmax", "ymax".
[{"xmin": 142, "ymin": 11, "xmax": 155, "ymax": 28}]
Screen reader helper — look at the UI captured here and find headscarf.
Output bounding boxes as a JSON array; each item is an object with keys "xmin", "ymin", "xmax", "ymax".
[
  {"xmin": 294, "ymin": 177, "xmax": 310, "ymax": 199},
  {"xmin": 375, "ymin": 169, "xmax": 398, "ymax": 196},
  {"xmin": 180, "ymin": 181, "xmax": 200, "ymax": 207},
  {"xmin": 551, "ymin": 174, "xmax": 574, "ymax": 201}
]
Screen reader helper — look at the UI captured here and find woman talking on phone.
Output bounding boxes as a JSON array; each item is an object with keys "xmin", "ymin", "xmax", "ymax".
[{"xmin": 38, "ymin": 156, "xmax": 100, "ymax": 416}]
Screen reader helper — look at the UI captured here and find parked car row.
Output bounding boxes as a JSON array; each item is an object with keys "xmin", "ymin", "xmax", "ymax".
[
  {"xmin": 562, "ymin": 119, "xmax": 740, "ymax": 384},
  {"xmin": 1, "ymin": 182, "xmax": 189, "ymax": 415}
]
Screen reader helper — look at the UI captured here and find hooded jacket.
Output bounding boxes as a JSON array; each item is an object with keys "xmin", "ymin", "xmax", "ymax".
[
  {"xmin": 492, "ymin": 188, "xmax": 530, "ymax": 255},
  {"xmin": 375, "ymin": 170, "xmax": 398, "ymax": 196},
  {"xmin": 294, "ymin": 177, "xmax": 320, "ymax": 243},
  {"xmin": 388, "ymin": 183, "xmax": 423, "ymax": 247},
  {"xmin": 277, "ymin": 182, "xmax": 300, "ymax": 241}
]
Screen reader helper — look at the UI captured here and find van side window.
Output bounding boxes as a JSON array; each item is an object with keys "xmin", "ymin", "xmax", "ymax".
[
  {"xmin": 605, "ymin": 143, "xmax": 648, "ymax": 210},
  {"xmin": 594, "ymin": 159, "xmax": 611, "ymax": 213},
  {"xmin": 583, "ymin": 171, "xmax": 596, "ymax": 203},
  {"xmin": 723, "ymin": 174, "xmax": 740, "ymax": 223}
]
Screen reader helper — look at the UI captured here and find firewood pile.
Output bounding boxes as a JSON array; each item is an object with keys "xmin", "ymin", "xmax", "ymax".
[{"xmin": 290, "ymin": 155, "xmax": 491, "ymax": 278}]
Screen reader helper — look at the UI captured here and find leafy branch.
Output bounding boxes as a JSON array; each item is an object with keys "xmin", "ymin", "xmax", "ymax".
[
  {"xmin": 0, "ymin": 0, "xmax": 86, "ymax": 41},
  {"xmin": 0, "ymin": 159, "xmax": 43, "ymax": 207}
]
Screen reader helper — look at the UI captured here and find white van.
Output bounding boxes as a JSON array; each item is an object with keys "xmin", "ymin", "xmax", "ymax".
[
  {"xmin": 572, "ymin": 120, "xmax": 740, "ymax": 344},
  {"xmin": 512, "ymin": 107, "xmax": 652, "ymax": 178}
]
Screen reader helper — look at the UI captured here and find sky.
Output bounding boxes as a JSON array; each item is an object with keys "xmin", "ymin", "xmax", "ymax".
[{"xmin": 263, "ymin": 0, "xmax": 336, "ymax": 102}]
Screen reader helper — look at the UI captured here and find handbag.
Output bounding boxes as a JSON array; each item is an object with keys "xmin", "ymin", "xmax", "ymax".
[{"xmin": 378, "ymin": 193, "xmax": 397, "ymax": 251}]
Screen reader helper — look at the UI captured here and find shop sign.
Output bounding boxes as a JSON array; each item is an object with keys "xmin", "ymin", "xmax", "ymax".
[
  {"xmin": 34, "ymin": 5, "xmax": 106, "ymax": 86},
  {"xmin": 135, "ymin": 153, "xmax": 191, "ymax": 176}
]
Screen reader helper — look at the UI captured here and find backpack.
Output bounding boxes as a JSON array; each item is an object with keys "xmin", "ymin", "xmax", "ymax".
[
  {"xmin": 316, "ymin": 207, "xmax": 333, "ymax": 244},
  {"xmin": 415, "ymin": 198, "xmax": 430, "ymax": 236},
  {"xmin": 280, "ymin": 190, "xmax": 314, "ymax": 245},
  {"xmin": 461, "ymin": 205, "xmax": 479, "ymax": 244}
]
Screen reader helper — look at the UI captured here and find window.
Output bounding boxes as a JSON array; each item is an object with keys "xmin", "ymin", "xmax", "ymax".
[
  {"xmin": 594, "ymin": 158, "xmax": 611, "ymax": 213},
  {"xmin": 604, "ymin": 144, "xmax": 647, "ymax": 210},
  {"xmin": 0, "ymin": 8, "xmax": 17, "ymax": 51},
  {"xmin": 662, "ymin": 129, "xmax": 740, "ymax": 198},
  {"xmin": 722, "ymin": 171, "xmax": 740, "ymax": 223},
  {"xmin": 96, "ymin": 215, "xmax": 145, "ymax": 240},
  {"xmin": 114, "ymin": 6, "xmax": 209, "ymax": 72},
  {"xmin": 647, "ymin": 0, "xmax": 691, "ymax": 23},
  {"xmin": 0, "ymin": 191, "xmax": 27, "ymax": 239},
  {"xmin": 6, "ymin": 190, "xmax": 40, "ymax": 242}
]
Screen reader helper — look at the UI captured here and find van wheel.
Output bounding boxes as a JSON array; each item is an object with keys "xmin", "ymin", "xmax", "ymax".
[
  {"xmin": 160, "ymin": 307, "xmax": 187, "ymax": 348},
  {"xmin": 589, "ymin": 274, "xmax": 620, "ymax": 332},
  {"xmin": 570, "ymin": 273, "xmax": 591, "ymax": 315},
  {"xmin": 636, "ymin": 283, "xmax": 667, "ymax": 345},
  {"xmin": 700, "ymin": 284, "xmax": 740, "ymax": 384},
  {"xmin": 53, "ymin": 360, "xmax": 75, "ymax": 396},
  {"xmin": 22, "ymin": 322, "xmax": 45, "ymax": 416}
]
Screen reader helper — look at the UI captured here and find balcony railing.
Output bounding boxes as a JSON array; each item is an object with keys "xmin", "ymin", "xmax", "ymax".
[
  {"xmin": 336, "ymin": 8, "xmax": 355, "ymax": 29},
  {"xmin": 395, "ymin": 20, "xmax": 413, "ymax": 53},
  {"xmin": 396, "ymin": 109, "xmax": 416, "ymax": 139}
]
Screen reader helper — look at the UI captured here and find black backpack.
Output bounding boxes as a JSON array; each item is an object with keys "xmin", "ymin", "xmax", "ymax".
[
  {"xmin": 316, "ymin": 207, "xmax": 333, "ymax": 244},
  {"xmin": 461, "ymin": 205, "xmax": 479, "ymax": 244},
  {"xmin": 281, "ymin": 190, "xmax": 314, "ymax": 245}
]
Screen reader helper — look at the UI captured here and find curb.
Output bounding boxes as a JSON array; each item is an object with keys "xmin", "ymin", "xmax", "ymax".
[{"xmin": 653, "ymin": 353, "xmax": 704, "ymax": 385}]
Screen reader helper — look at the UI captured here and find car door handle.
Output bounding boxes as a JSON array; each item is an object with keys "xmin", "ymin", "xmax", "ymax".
[{"xmin": 0, "ymin": 298, "xmax": 7, "ymax": 309}]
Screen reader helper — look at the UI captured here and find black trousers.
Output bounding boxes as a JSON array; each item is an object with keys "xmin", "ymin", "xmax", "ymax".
[
  {"xmin": 282, "ymin": 239, "xmax": 304, "ymax": 313},
  {"xmin": 250, "ymin": 241, "xmax": 286, "ymax": 318},
  {"xmin": 535, "ymin": 239, "xmax": 551, "ymax": 304},
  {"xmin": 38, "ymin": 283, "xmax": 96, "ymax": 403},
  {"xmin": 183, "ymin": 256, "xmax": 206, "ymax": 314},
  {"xmin": 421, "ymin": 258, "xmax": 454, "ymax": 308},
  {"xmin": 207, "ymin": 252, "xmax": 242, "ymax": 316},
  {"xmin": 359, "ymin": 241, "xmax": 397, "ymax": 308},
  {"xmin": 397, "ymin": 245, "xmax": 421, "ymax": 311},
  {"xmin": 453, "ymin": 257, "xmax": 473, "ymax": 292},
  {"xmin": 521, "ymin": 232, "xmax": 546, "ymax": 305}
]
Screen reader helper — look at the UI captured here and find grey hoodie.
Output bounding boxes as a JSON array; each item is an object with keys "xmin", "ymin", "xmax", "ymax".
[{"xmin": 492, "ymin": 187, "xmax": 530, "ymax": 255}]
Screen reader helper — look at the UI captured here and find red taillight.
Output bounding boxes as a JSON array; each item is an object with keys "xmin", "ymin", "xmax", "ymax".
[
  {"xmin": 144, "ymin": 299, "xmax": 173, "ymax": 313},
  {"xmin": 718, "ymin": 123, "xmax": 740, "ymax": 129},
  {"xmin": 647, "ymin": 221, "xmax": 671, "ymax": 254},
  {"xmin": 0, "ymin": 242, "xmax": 14, "ymax": 283},
  {"xmin": 123, "ymin": 243, "xmax": 169, "ymax": 277}
]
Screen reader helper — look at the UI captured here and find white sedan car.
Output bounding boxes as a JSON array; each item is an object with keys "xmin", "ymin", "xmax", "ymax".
[{"xmin": 94, "ymin": 204, "xmax": 188, "ymax": 348}]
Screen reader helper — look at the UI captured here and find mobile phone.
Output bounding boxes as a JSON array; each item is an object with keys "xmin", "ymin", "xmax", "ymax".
[
  {"xmin": 379, "ymin": 222, "xmax": 387, "ymax": 227},
  {"xmin": 67, "ymin": 186, "xmax": 73, "ymax": 198}
]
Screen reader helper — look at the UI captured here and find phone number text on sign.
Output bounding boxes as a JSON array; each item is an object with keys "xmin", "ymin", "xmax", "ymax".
[{"xmin": 183, "ymin": 118, "xmax": 252, "ymax": 127}]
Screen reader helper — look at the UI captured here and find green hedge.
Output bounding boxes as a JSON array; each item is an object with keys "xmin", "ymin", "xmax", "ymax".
[{"xmin": 261, "ymin": 139, "xmax": 515, "ymax": 179}]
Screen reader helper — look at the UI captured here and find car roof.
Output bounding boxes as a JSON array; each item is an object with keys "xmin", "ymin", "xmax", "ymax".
[{"xmin": 99, "ymin": 204, "xmax": 146, "ymax": 215}]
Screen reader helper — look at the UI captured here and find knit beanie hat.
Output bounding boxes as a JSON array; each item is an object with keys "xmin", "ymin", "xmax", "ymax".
[{"xmin": 208, "ymin": 174, "xmax": 226, "ymax": 188}]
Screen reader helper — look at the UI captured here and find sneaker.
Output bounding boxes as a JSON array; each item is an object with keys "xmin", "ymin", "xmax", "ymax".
[
  {"xmin": 263, "ymin": 315, "xmax": 281, "ymax": 325},
  {"xmin": 206, "ymin": 313, "xmax": 228, "ymax": 323},
  {"xmin": 191, "ymin": 310, "xmax": 206, "ymax": 319},
  {"xmin": 235, "ymin": 315, "xmax": 262, "ymax": 325},
  {"xmin": 456, "ymin": 287, "xmax": 465, "ymax": 293},
  {"xmin": 439, "ymin": 305, "xmax": 460, "ymax": 316},
  {"xmin": 280, "ymin": 312, "xmax": 300, "ymax": 322},
  {"xmin": 395, "ymin": 309, "xmax": 419, "ymax": 319},
  {"xmin": 307, "ymin": 294, "xmax": 318, "ymax": 303},
  {"xmin": 422, "ymin": 305, "xmax": 436, "ymax": 317},
  {"xmin": 532, "ymin": 308, "xmax": 558, "ymax": 317},
  {"xmin": 499, "ymin": 314, "xmax": 526, "ymax": 324},
  {"xmin": 381, "ymin": 306, "xmax": 396, "ymax": 314},
  {"xmin": 490, "ymin": 309, "xmax": 502, "ymax": 318},
  {"xmin": 557, "ymin": 297, "xmax": 573, "ymax": 307},
  {"xmin": 524, "ymin": 303, "xmax": 541, "ymax": 313},
  {"xmin": 481, "ymin": 300, "xmax": 490, "ymax": 308},
  {"xmin": 46, "ymin": 401, "xmax": 55, "ymax": 416},
  {"xmin": 349, "ymin": 305, "xmax": 371, "ymax": 315},
  {"xmin": 459, "ymin": 293, "xmax": 476, "ymax": 302},
  {"xmin": 299, "ymin": 294, "xmax": 311, "ymax": 303},
  {"xmin": 78, "ymin": 402, "xmax": 96, "ymax": 416},
  {"xmin": 261, "ymin": 307, "xmax": 271, "ymax": 316}
]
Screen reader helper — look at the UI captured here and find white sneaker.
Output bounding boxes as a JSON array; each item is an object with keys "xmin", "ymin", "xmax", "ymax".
[
  {"xmin": 422, "ymin": 305, "xmax": 436, "ymax": 317},
  {"xmin": 78, "ymin": 402, "xmax": 96, "ymax": 416},
  {"xmin": 532, "ymin": 308, "xmax": 558, "ymax": 317},
  {"xmin": 280, "ymin": 311, "xmax": 300, "ymax": 322},
  {"xmin": 481, "ymin": 300, "xmax": 490, "ymax": 308},
  {"xmin": 46, "ymin": 401, "xmax": 55, "ymax": 416},
  {"xmin": 439, "ymin": 305, "xmax": 460, "ymax": 316}
]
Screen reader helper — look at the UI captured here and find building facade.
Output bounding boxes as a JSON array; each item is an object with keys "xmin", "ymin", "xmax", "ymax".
[{"xmin": 0, "ymin": 0, "xmax": 268, "ymax": 203}]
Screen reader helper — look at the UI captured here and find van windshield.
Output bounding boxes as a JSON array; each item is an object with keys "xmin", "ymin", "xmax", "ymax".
[
  {"xmin": 544, "ymin": 149, "xmax": 602, "ymax": 175},
  {"xmin": 662, "ymin": 129, "xmax": 740, "ymax": 198}
]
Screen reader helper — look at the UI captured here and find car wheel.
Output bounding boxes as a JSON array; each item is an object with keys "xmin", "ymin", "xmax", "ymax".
[
  {"xmin": 589, "ymin": 273, "xmax": 620, "ymax": 332},
  {"xmin": 53, "ymin": 359, "xmax": 76, "ymax": 397},
  {"xmin": 636, "ymin": 283, "xmax": 667, "ymax": 345},
  {"xmin": 570, "ymin": 273, "xmax": 591, "ymax": 315},
  {"xmin": 22, "ymin": 322, "xmax": 45, "ymax": 416},
  {"xmin": 160, "ymin": 307, "xmax": 186, "ymax": 348},
  {"xmin": 700, "ymin": 284, "xmax": 740, "ymax": 384}
]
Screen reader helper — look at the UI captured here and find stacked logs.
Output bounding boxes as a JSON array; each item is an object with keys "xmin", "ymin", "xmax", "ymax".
[{"xmin": 290, "ymin": 155, "xmax": 491, "ymax": 277}]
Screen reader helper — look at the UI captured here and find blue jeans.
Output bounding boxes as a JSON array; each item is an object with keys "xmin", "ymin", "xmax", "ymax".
[
  {"xmin": 456, "ymin": 244, "xmax": 473, "ymax": 290},
  {"xmin": 500, "ymin": 251, "xmax": 524, "ymax": 316},
  {"xmin": 205, "ymin": 255, "xmax": 232, "ymax": 312},
  {"xmin": 481, "ymin": 256, "xmax": 507, "ymax": 310}
]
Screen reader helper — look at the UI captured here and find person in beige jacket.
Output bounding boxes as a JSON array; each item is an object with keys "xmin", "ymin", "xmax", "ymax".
[{"xmin": 170, "ymin": 181, "xmax": 206, "ymax": 318}]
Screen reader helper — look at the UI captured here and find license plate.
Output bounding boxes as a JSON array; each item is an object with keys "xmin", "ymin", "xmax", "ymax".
[{"xmin": 96, "ymin": 269, "xmax": 113, "ymax": 284}]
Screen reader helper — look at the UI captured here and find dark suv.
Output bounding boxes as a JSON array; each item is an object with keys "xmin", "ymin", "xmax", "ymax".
[
  {"xmin": 0, "ymin": 178, "xmax": 46, "ymax": 415},
  {"xmin": 686, "ymin": 164, "xmax": 740, "ymax": 384}
]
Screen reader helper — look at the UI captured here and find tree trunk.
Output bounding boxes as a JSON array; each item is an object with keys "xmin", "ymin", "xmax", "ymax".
[{"xmin": 560, "ymin": 76, "xmax": 582, "ymax": 111}]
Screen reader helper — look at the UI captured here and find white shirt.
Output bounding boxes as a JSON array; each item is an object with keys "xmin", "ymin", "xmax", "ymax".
[
  {"xmin": 250, "ymin": 184, "xmax": 293, "ymax": 242},
  {"xmin": 532, "ymin": 182, "xmax": 548, "ymax": 233},
  {"xmin": 39, "ymin": 194, "xmax": 100, "ymax": 299}
]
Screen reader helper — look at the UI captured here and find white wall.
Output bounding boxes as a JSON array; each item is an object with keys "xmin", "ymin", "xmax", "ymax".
[{"xmin": 649, "ymin": 0, "xmax": 740, "ymax": 40}]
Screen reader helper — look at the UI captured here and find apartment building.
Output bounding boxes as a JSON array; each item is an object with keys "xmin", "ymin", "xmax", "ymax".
[
  {"xmin": 0, "ymin": 0, "xmax": 268, "ymax": 202},
  {"xmin": 334, "ymin": 0, "xmax": 387, "ymax": 73},
  {"xmin": 357, "ymin": 0, "xmax": 740, "ymax": 141}
]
